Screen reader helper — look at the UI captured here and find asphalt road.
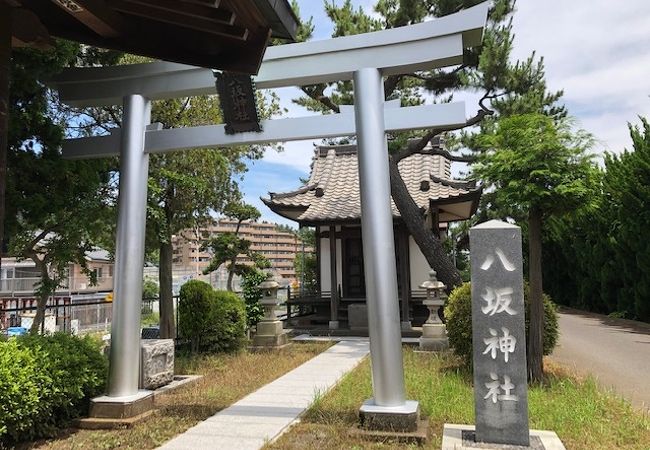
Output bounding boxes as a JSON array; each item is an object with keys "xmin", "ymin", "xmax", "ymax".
[{"xmin": 550, "ymin": 309, "xmax": 650, "ymax": 411}]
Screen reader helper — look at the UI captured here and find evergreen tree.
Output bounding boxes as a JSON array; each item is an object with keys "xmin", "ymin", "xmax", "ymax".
[
  {"xmin": 286, "ymin": 0, "xmax": 557, "ymax": 290},
  {"xmin": 5, "ymin": 42, "xmax": 120, "ymax": 332},
  {"xmin": 474, "ymin": 113, "xmax": 595, "ymax": 381},
  {"xmin": 543, "ymin": 118, "xmax": 650, "ymax": 323}
]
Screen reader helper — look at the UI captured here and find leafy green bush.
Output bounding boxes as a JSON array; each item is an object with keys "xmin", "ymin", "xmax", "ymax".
[
  {"xmin": 0, "ymin": 339, "xmax": 47, "ymax": 444},
  {"xmin": 141, "ymin": 278, "xmax": 159, "ymax": 314},
  {"xmin": 203, "ymin": 290, "xmax": 247, "ymax": 353},
  {"xmin": 142, "ymin": 278, "xmax": 159, "ymax": 299},
  {"xmin": 0, "ymin": 333, "xmax": 107, "ymax": 444},
  {"xmin": 178, "ymin": 280, "xmax": 214, "ymax": 353},
  {"xmin": 240, "ymin": 270, "xmax": 267, "ymax": 329},
  {"xmin": 179, "ymin": 281, "xmax": 246, "ymax": 353},
  {"xmin": 445, "ymin": 282, "xmax": 559, "ymax": 365}
]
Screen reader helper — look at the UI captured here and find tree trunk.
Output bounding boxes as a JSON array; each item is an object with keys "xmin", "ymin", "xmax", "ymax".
[
  {"xmin": 226, "ymin": 262, "xmax": 235, "ymax": 291},
  {"xmin": 389, "ymin": 156, "xmax": 463, "ymax": 290},
  {"xmin": 30, "ymin": 259, "xmax": 50, "ymax": 334},
  {"xmin": 527, "ymin": 206, "xmax": 544, "ymax": 383},
  {"xmin": 0, "ymin": 6, "xmax": 11, "ymax": 276},
  {"xmin": 159, "ymin": 238, "xmax": 176, "ymax": 338},
  {"xmin": 226, "ymin": 220, "xmax": 243, "ymax": 291}
]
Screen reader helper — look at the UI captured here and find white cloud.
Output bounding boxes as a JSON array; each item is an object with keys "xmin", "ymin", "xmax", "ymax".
[
  {"xmin": 261, "ymin": 141, "xmax": 316, "ymax": 173},
  {"xmin": 512, "ymin": 0, "xmax": 650, "ymax": 154}
]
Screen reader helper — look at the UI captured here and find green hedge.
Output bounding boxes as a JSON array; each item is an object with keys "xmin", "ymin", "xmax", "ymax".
[
  {"xmin": 445, "ymin": 282, "xmax": 559, "ymax": 365},
  {"xmin": 178, "ymin": 280, "xmax": 247, "ymax": 353},
  {"xmin": 0, "ymin": 333, "xmax": 107, "ymax": 444}
]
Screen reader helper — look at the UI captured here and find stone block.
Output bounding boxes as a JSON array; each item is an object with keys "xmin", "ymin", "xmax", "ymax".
[
  {"xmin": 257, "ymin": 320, "xmax": 284, "ymax": 336},
  {"xmin": 419, "ymin": 323, "xmax": 449, "ymax": 351},
  {"xmin": 348, "ymin": 303, "xmax": 368, "ymax": 330},
  {"xmin": 419, "ymin": 337, "xmax": 449, "ymax": 351},
  {"xmin": 421, "ymin": 323, "xmax": 446, "ymax": 338},
  {"xmin": 442, "ymin": 424, "xmax": 566, "ymax": 450},
  {"xmin": 252, "ymin": 333, "xmax": 289, "ymax": 347},
  {"xmin": 140, "ymin": 339, "xmax": 174, "ymax": 390}
]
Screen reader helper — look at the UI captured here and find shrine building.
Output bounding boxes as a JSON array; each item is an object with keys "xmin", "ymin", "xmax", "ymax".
[{"xmin": 262, "ymin": 139, "xmax": 481, "ymax": 329}]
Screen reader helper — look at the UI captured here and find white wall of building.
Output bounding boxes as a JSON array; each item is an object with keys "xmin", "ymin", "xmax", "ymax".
[{"xmin": 409, "ymin": 236, "xmax": 433, "ymax": 292}]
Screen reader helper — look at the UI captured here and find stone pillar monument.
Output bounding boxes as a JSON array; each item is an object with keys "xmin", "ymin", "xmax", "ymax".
[
  {"xmin": 442, "ymin": 220, "xmax": 565, "ymax": 449},
  {"xmin": 469, "ymin": 220, "xmax": 529, "ymax": 446}
]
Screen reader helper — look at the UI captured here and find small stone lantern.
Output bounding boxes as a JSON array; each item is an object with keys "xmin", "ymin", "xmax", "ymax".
[
  {"xmin": 259, "ymin": 274, "xmax": 280, "ymax": 321},
  {"xmin": 419, "ymin": 270, "xmax": 449, "ymax": 351},
  {"xmin": 252, "ymin": 273, "xmax": 289, "ymax": 349}
]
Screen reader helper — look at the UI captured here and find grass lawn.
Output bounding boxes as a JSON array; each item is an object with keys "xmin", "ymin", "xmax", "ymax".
[
  {"xmin": 26, "ymin": 342, "xmax": 330, "ymax": 450},
  {"xmin": 268, "ymin": 348, "xmax": 650, "ymax": 450}
]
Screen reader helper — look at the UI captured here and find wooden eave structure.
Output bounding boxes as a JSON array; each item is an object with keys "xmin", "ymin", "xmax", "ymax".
[{"xmin": 7, "ymin": 0, "xmax": 299, "ymax": 71}]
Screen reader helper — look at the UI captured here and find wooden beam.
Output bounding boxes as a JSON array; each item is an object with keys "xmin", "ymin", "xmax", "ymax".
[
  {"xmin": 329, "ymin": 225, "xmax": 338, "ymax": 324},
  {"xmin": 112, "ymin": 0, "xmax": 248, "ymax": 40},
  {"xmin": 181, "ymin": 0, "xmax": 220, "ymax": 7},
  {"xmin": 315, "ymin": 227, "xmax": 321, "ymax": 293},
  {"xmin": 10, "ymin": 8, "xmax": 54, "ymax": 49},
  {"xmin": 137, "ymin": 0, "xmax": 235, "ymax": 25},
  {"xmin": 53, "ymin": 0, "xmax": 124, "ymax": 38}
]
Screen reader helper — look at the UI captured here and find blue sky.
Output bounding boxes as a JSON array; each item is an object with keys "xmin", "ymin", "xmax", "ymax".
[{"xmin": 241, "ymin": 0, "xmax": 650, "ymax": 227}]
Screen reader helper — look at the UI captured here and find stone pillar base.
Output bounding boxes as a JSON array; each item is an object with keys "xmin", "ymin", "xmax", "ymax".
[
  {"xmin": 252, "ymin": 320, "xmax": 289, "ymax": 349},
  {"xmin": 442, "ymin": 424, "xmax": 566, "ymax": 450},
  {"xmin": 329, "ymin": 320, "xmax": 340, "ymax": 330},
  {"xmin": 400, "ymin": 321, "xmax": 412, "ymax": 331},
  {"xmin": 419, "ymin": 323, "xmax": 449, "ymax": 351},
  {"xmin": 359, "ymin": 399, "xmax": 420, "ymax": 432}
]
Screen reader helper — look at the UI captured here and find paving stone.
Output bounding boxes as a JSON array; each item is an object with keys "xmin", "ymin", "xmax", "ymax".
[{"xmin": 157, "ymin": 341, "xmax": 370, "ymax": 450}]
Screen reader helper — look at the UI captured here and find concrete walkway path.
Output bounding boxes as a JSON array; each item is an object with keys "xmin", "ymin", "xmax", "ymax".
[
  {"xmin": 550, "ymin": 309, "xmax": 650, "ymax": 412},
  {"xmin": 158, "ymin": 340, "xmax": 370, "ymax": 450}
]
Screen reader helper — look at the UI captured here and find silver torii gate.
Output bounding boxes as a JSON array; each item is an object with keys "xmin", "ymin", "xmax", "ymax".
[{"xmin": 50, "ymin": 3, "xmax": 488, "ymax": 423}]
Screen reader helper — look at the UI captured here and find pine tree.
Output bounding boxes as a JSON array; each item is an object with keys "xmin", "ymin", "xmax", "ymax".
[{"xmin": 286, "ymin": 0, "xmax": 560, "ymax": 290}]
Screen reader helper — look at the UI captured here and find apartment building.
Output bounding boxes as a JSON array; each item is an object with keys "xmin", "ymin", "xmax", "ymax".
[
  {"xmin": 172, "ymin": 219, "xmax": 310, "ymax": 284},
  {"xmin": 0, "ymin": 248, "xmax": 114, "ymax": 295}
]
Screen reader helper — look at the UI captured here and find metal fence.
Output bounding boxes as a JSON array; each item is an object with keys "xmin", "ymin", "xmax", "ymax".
[{"xmin": 1, "ymin": 286, "xmax": 294, "ymax": 335}]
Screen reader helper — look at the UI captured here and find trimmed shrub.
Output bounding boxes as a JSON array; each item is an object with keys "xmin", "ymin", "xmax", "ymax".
[
  {"xmin": 203, "ymin": 290, "xmax": 247, "ymax": 353},
  {"xmin": 0, "ymin": 333, "xmax": 107, "ymax": 444},
  {"xmin": 178, "ymin": 280, "xmax": 214, "ymax": 353},
  {"xmin": 178, "ymin": 281, "xmax": 247, "ymax": 353},
  {"xmin": 445, "ymin": 282, "xmax": 559, "ymax": 365}
]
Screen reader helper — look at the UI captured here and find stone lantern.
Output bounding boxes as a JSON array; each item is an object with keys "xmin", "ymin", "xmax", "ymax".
[
  {"xmin": 252, "ymin": 273, "xmax": 289, "ymax": 349},
  {"xmin": 419, "ymin": 270, "xmax": 449, "ymax": 351}
]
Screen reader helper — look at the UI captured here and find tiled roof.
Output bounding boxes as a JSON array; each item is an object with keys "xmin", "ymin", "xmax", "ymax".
[{"xmin": 262, "ymin": 144, "xmax": 480, "ymax": 223}]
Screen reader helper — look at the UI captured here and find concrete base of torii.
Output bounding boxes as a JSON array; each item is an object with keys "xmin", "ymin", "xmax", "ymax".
[
  {"xmin": 77, "ymin": 391, "xmax": 154, "ymax": 429},
  {"xmin": 359, "ymin": 399, "xmax": 421, "ymax": 432}
]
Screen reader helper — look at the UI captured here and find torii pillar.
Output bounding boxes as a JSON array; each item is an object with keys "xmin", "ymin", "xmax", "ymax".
[{"xmin": 48, "ymin": 2, "xmax": 489, "ymax": 431}]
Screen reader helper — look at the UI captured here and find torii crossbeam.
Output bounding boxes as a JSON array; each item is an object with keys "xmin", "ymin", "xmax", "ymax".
[{"xmin": 49, "ymin": 2, "xmax": 489, "ymax": 429}]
